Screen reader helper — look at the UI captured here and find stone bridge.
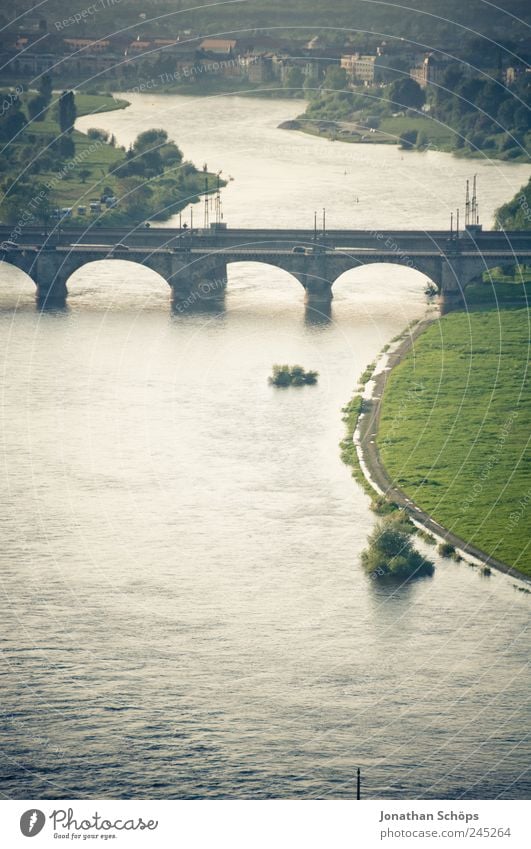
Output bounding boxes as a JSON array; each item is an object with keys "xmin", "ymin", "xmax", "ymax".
[{"xmin": 2, "ymin": 226, "xmax": 530, "ymax": 310}]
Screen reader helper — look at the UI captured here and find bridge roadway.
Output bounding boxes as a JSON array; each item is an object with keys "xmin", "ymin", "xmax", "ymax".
[
  {"xmin": 2, "ymin": 225, "xmax": 531, "ymax": 253},
  {"xmin": 1, "ymin": 226, "xmax": 531, "ymax": 308}
]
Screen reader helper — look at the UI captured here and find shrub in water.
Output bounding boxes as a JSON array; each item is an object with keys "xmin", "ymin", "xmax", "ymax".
[
  {"xmin": 269, "ymin": 364, "xmax": 318, "ymax": 387},
  {"xmin": 362, "ymin": 514, "xmax": 435, "ymax": 581}
]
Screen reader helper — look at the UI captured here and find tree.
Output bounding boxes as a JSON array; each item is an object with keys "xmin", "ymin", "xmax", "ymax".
[
  {"xmin": 33, "ymin": 184, "xmax": 56, "ymax": 230},
  {"xmin": 79, "ymin": 169, "xmax": 91, "ymax": 184},
  {"xmin": 133, "ymin": 129, "xmax": 168, "ymax": 154},
  {"xmin": 475, "ymin": 80, "xmax": 505, "ymax": 116},
  {"xmin": 58, "ymin": 135, "xmax": 75, "ymax": 158},
  {"xmin": 399, "ymin": 129, "xmax": 418, "ymax": 149},
  {"xmin": 452, "ymin": 77, "xmax": 483, "ymax": 118},
  {"xmin": 497, "ymin": 98, "xmax": 517, "ymax": 131},
  {"xmin": 284, "ymin": 66, "xmax": 305, "ymax": 94},
  {"xmin": 513, "ymin": 106, "xmax": 531, "ymax": 135},
  {"xmin": 323, "ymin": 66, "xmax": 348, "ymax": 91},
  {"xmin": 119, "ymin": 177, "xmax": 154, "ymax": 219},
  {"xmin": 388, "ymin": 78, "xmax": 425, "ymax": 111},
  {"xmin": 361, "ymin": 514, "xmax": 434, "ymax": 580},
  {"xmin": 27, "ymin": 94, "xmax": 48, "ymax": 121},
  {"xmin": 0, "ymin": 101, "xmax": 26, "ymax": 142},
  {"xmin": 303, "ymin": 72, "xmax": 319, "ymax": 99},
  {"xmin": 160, "ymin": 143, "xmax": 183, "ymax": 166},
  {"xmin": 38, "ymin": 74, "xmax": 52, "ymax": 104},
  {"xmin": 58, "ymin": 90, "xmax": 77, "ymax": 135}
]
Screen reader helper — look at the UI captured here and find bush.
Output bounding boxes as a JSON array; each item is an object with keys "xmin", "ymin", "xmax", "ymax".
[
  {"xmin": 417, "ymin": 529, "xmax": 436, "ymax": 545},
  {"xmin": 438, "ymin": 542, "xmax": 455, "ymax": 558},
  {"xmin": 467, "ymin": 132, "xmax": 486, "ymax": 150},
  {"xmin": 87, "ymin": 128, "xmax": 110, "ymax": 142},
  {"xmin": 501, "ymin": 147, "xmax": 524, "ymax": 160},
  {"xmin": 362, "ymin": 514, "xmax": 435, "ymax": 580},
  {"xmin": 399, "ymin": 129, "xmax": 418, "ymax": 150},
  {"xmin": 27, "ymin": 94, "xmax": 48, "ymax": 121},
  {"xmin": 269, "ymin": 364, "xmax": 318, "ymax": 387},
  {"xmin": 370, "ymin": 496, "xmax": 399, "ymax": 515}
]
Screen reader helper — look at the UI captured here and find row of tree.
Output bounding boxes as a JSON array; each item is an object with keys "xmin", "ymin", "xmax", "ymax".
[
  {"xmin": 428, "ymin": 67, "xmax": 531, "ymax": 156},
  {"xmin": 1, "ymin": 81, "xmax": 77, "ymax": 142}
]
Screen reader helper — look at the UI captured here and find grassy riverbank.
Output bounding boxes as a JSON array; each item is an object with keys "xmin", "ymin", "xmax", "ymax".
[
  {"xmin": 377, "ymin": 309, "xmax": 531, "ymax": 576},
  {"xmin": 289, "ymin": 112, "xmax": 530, "ymax": 161},
  {"xmin": 0, "ymin": 89, "xmax": 221, "ymax": 226}
]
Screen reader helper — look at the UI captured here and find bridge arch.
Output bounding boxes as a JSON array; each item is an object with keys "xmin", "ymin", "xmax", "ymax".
[
  {"xmin": 329, "ymin": 251, "xmax": 442, "ymax": 290},
  {"xmin": 333, "ymin": 260, "xmax": 438, "ymax": 290},
  {"xmin": 331, "ymin": 262, "xmax": 439, "ymax": 314},
  {"xmin": 225, "ymin": 259, "xmax": 304, "ymax": 298},
  {"xmin": 64, "ymin": 258, "xmax": 171, "ymax": 308},
  {"xmin": 0, "ymin": 259, "xmax": 38, "ymax": 307}
]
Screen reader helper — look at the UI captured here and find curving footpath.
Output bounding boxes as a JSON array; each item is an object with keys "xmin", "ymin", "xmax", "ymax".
[{"xmin": 356, "ymin": 318, "xmax": 531, "ymax": 585}]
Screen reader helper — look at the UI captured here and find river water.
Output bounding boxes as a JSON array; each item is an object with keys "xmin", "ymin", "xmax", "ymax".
[{"xmin": 0, "ymin": 95, "xmax": 529, "ymax": 800}]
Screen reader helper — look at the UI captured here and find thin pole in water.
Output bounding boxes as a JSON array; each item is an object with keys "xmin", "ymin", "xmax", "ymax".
[{"xmin": 357, "ymin": 768, "xmax": 361, "ymax": 800}]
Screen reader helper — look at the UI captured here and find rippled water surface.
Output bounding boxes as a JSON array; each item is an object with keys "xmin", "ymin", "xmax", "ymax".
[{"xmin": 0, "ymin": 95, "xmax": 529, "ymax": 799}]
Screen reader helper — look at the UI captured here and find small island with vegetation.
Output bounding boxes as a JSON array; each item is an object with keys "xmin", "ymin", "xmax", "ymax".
[
  {"xmin": 362, "ymin": 512, "xmax": 435, "ymax": 582},
  {"xmin": 269, "ymin": 364, "xmax": 318, "ymax": 387}
]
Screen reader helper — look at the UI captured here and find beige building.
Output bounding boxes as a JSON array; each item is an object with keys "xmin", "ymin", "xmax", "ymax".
[
  {"xmin": 340, "ymin": 52, "xmax": 385, "ymax": 84},
  {"xmin": 410, "ymin": 53, "xmax": 449, "ymax": 89}
]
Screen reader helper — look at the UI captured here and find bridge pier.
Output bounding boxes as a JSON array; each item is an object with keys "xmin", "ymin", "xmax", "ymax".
[
  {"xmin": 34, "ymin": 252, "xmax": 68, "ymax": 307},
  {"xmin": 301, "ymin": 278, "xmax": 333, "ymax": 306},
  {"xmin": 294, "ymin": 256, "xmax": 334, "ymax": 307},
  {"xmin": 169, "ymin": 256, "xmax": 227, "ymax": 311},
  {"xmin": 439, "ymin": 256, "xmax": 465, "ymax": 313}
]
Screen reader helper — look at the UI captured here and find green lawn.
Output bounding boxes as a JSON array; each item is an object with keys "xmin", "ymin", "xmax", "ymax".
[
  {"xmin": 378, "ymin": 115, "xmax": 455, "ymax": 148},
  {"xmin": 74, "ymin": 93, "xmax": 130, "ymax": 117},
  {"xmin": 378, "ymin": 309, "xmax": 531, "ymax": 575},
  {"xmin": 1, "ymin": 91, "xmax": 127, "ymax": 207}
]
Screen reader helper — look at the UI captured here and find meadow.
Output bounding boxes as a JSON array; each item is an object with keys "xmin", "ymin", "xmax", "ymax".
[{"xmin": 378, "ymin": 309, "xmax": 531, "ymax": 575}]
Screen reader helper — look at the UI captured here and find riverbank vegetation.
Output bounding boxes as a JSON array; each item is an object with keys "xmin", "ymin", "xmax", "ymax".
[
  {"xmin": 362, "ymin": 512, "xmax": 435, "ymax": 581},
  {"xmin": 496, "ymin": 177, "xmax": 531, "ymax": 230},
  {"xmin": 291, "ymin": 66, "xmax": 531, "ymax": 161},
  {"xmin": 269, "ymin": 365, "xmax": 318, "ymax": 386},
  {"xmin": 465, "ymin": 264, "xmax": 531, "ymax": 304},
  {"xmin": 377, "ymin": 309, "xmax": 531, "ymax": 576},
  {"xmin": 339, "ymin": 393, "xmax": 369, "ymax": 490},
  {"xmin": 0, "ymin": 85, "xmax": 221, "ymax": 226}
]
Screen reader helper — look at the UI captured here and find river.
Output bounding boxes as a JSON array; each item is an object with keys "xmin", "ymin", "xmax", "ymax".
[{"xmin": 0, "ymin": 94, "xmax": 529, "ymax": 800}]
